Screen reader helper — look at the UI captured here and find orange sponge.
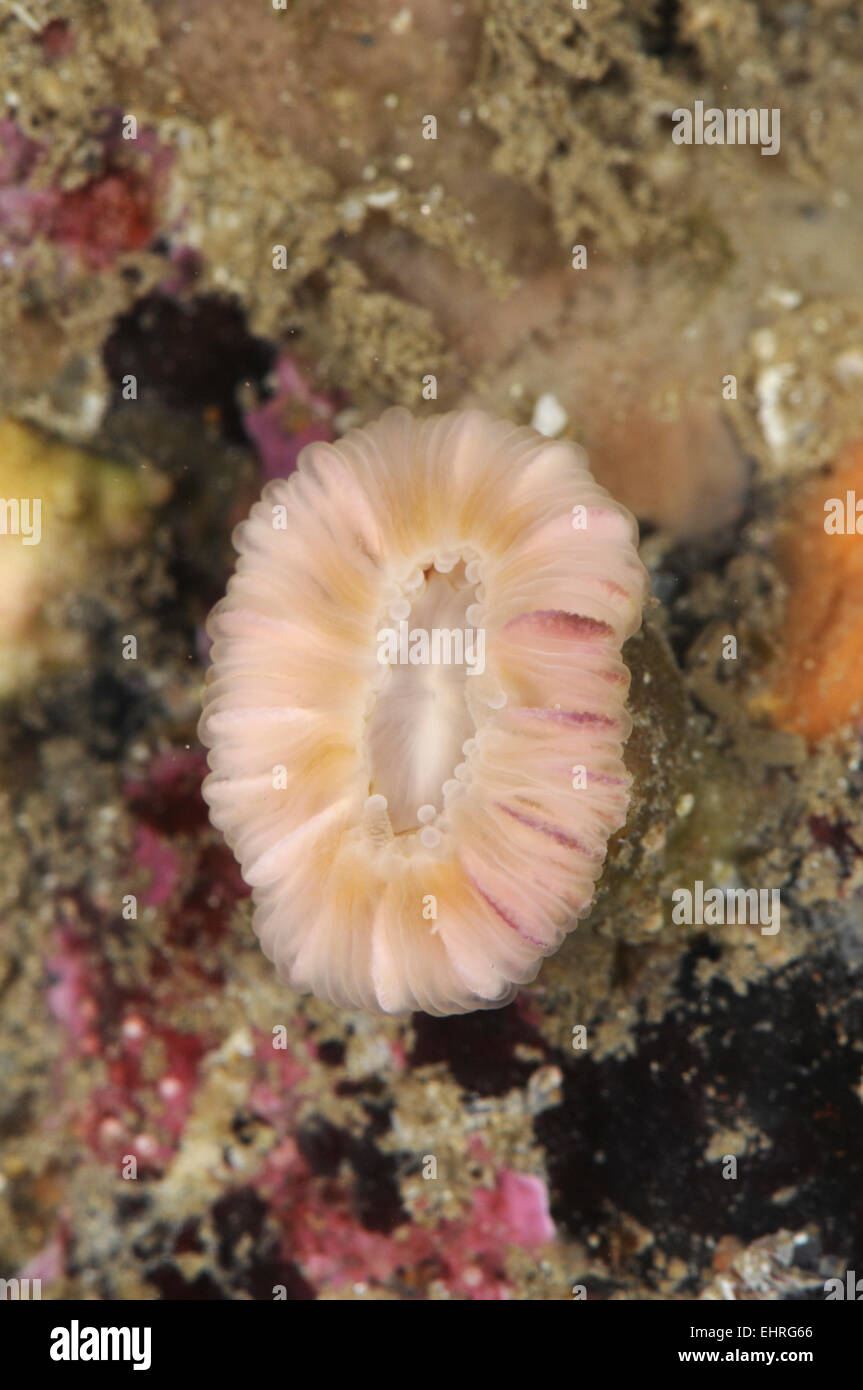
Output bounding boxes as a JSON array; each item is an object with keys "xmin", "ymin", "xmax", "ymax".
[{"xmin": 767, "ymin": 444, "xmax": 863, "ymax": 742}]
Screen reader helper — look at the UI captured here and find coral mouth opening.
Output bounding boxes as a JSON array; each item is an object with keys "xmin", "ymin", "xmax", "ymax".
[{"xmin": 364, "ymin": 556, "xmax": 483, "ymax": 837}]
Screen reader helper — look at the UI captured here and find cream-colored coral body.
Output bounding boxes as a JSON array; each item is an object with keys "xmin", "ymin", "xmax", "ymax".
[{"xmin": 199, "ymin": 409, "xmax": 647, "ymax": 1015}]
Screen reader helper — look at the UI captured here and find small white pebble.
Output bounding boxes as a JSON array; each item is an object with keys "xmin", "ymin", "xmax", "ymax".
[
  {"xmin": 531, "ymin": 392, "xmax": 568, "ymax": 437},
  {"xmin": 751, "ymin": 329, "xmax": 776, "ymax": 362},
  {"xmin": 340, "ymin": 197, "xmax": 365, "ymax": 223},
  {"xmin": 334, "ymin": 407, "xmax": 362, "ymax": 433},
  {"xmin": 366, "ymin": 188, "xmax": 399, "ymax": 209},
  {"xmin": 763, "ymin": 286, "xmax": 801, "ymax": 310},
  {"xmin": 834, "ymin": 349, "xmax": 863, "ymax": 385}
]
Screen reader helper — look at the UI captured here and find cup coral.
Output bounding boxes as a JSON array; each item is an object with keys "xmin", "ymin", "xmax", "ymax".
[{"xmin": 199, "ymin": 408, "xmax": 647, "ymax": 1015}]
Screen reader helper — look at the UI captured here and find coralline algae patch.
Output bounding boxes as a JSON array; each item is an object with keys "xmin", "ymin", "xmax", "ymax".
[
  {"xmin": 0, "ymin": 114, "xmax": 171, "ymax": 272},
  {"xmin": 761, "ymin": 442, "xmax": 863, "ymax": 741},
  {"xmin": 29, "ymin": 746, "xmax": 560, "ymax": 1299},
  {"xmin": 46, "ymin": 921, "xmax": 213, "ymax": 1173},
  {"xmin": 124, "ymin": 750, "xmax": 250, "ymax": 970},
  {"xmin": 256, "ymin": 1133, "xmax": 554, "ymax": 1300},
  {"xmin": 35, "ymin": 751, "xmax": 244, "ymax": 1174}
]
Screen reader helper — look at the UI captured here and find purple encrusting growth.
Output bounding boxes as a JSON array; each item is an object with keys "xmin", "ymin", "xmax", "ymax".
[{"xmin": 243, "ymin": 357, "xmax": 340, "ymax": 479}]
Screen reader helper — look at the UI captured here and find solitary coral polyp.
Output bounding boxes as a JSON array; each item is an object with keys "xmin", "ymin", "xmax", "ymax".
[{"xmin": 199, "ymin": 408, "xmax": 648, "ymax": 1015}]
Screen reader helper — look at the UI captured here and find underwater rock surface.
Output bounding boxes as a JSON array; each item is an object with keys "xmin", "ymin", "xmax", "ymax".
[{"xmin": 1, "ymin": 0, "xmax": 862, "ymax": 1300}]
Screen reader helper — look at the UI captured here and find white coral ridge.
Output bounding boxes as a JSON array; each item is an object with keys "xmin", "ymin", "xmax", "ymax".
[{"xmin": 199, "ymin": 408, "xmax": 648, "ymax": 1016}]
